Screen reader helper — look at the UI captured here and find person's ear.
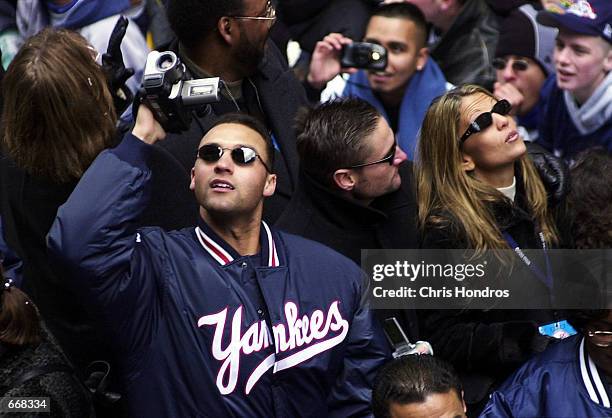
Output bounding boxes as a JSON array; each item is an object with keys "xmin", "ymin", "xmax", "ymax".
[
  {"xmin": 189, "ymin": 167, "xmax": 196, "ymax": 191},
  {"xmin": 604, "ymin": 44, "xmax": 612, "ymax": 72},
  {"xmin": 263, "ymin": 173, "xmax": 277, "ymax": 197},
  {"xmin": 415, "ymin": 46, "xmax": 429, "ymax": 71},
  {"xmin": 461, "ymin": 390, "xmax": 467, "ymax": 414},
  {"xmin": 217, "ymin": 17, "xmax": 235, "ymax": 45},
  {"xmin": 333, "ymin": 169, "xmax": 356, "ymax": 191},
  {"xmin": 461, "ymin": 152, "xmax": 475, "ymax": 172}
]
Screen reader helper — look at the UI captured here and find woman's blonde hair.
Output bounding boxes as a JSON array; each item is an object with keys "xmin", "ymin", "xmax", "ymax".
[
  {"xmin": 1, "ymin": 28, "xmax": 116, "ymax": 183},
  {"xmin": 415, "ymin": 85, "xmax": 558, "ymax": 253}
]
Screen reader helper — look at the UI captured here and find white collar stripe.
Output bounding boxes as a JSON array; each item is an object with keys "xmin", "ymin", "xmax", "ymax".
[
  {"xmin": 195, "ymin": 227, "xmax": 234, "ymax": 265},
  {"xmin": 588, "ymin": 349, "xmax": 611, "ymax": 407},
  {"xmin": 262, "ymin": 221, "xmax": 278, "ymax": 267},
  {"xmin": 579, "ymin": 337, "xmax": 609, "ymax": 406}
]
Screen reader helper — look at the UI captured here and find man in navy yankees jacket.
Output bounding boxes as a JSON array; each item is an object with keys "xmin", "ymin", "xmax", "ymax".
[{"xmin": 47, "ymin": 105, "xmax": 391, "ymax": 417}]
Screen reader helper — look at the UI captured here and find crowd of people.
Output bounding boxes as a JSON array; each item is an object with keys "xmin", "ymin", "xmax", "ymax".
[{"xmin": 0, "ymin": 0, "xmax": 610, "ymax": 417}]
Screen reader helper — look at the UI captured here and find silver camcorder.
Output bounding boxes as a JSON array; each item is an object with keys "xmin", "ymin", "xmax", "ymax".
[{"xmin": 141, "ymin": 50, "xmax": 220, "ymax": 133}]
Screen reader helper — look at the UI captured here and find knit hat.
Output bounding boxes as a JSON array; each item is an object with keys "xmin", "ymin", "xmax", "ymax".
[
  {"xmin": 537, "ymin": 0, "xmax": 612, "ymax": 44},
  {"xmin": 495, "ymin": 4, "xmax": 557, "ymax": 76}
]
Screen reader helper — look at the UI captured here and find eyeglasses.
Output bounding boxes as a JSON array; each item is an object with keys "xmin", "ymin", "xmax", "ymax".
[
  {"xmin": 586, "ymin": 330, "xmax": 612, "ymax": 348},
  {"xmin": 197, "ymin": 144, "xmax": 272, "ymax": 173},
  {"xmin": 492, "ymin": 57, "xmax": 529, "ymax": 72},
  {"xmin": 459, "ymin": 99, "xmax": 512, "ymax": 143},
  {"xmin": 229, "ymin": 0, "xmax": 276, "ymax": 22},
  {"xmin": 346, "ymin": 141, "xmax": 396, "ymax": 169}
]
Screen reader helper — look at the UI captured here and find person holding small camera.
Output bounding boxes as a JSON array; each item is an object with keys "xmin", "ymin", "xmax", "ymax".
[{"xmin": 306, "ymin": 3, "xmax": 449, "ymax": 159}]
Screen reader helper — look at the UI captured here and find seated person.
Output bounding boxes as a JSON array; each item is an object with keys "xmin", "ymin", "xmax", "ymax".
[
  {"xmin": 307, "ymin": 3, "xmax": 448, "ymax": 158},
  {"xmin": 493, "ymin": 3, "xmax": 558, "ymax": 142},
  {"xmin": 372, "ymin": 354, "xmax": 467, "ymax": 418},
  {"xmin": 482, "ymin": 309, "xmax": 612, "ymax": 417},
  {"xmin": 536, "ymin": 0, "xmax": 612, "ymax": 161}
]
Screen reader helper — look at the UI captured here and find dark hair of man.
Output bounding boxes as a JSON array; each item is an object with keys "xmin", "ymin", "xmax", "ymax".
[
  {"xmin": 295, "ymin": 98, "xmax": 380, "ymax": 186},
  {"xmin": 372, "ymin": 355, "xmax": 463, "ymax": 418},
  {"xmin": 567, "ymin": 148, "xmax": 612, "ymax": 249},
  {"xmin": 0, "ymin": 274, "xmax": 41, "ymax": 347},
  {"xmin": 207, "ymin": 112, "xmax": 275, "ymax": 169},
  {"xmin": 167, "ymin": 0, "xmax": 244, "ymax": 49},
  {"xmin": 568, "ymin": 309, "xmax": 610, "ymax": 334},
  {"xmin": 372, "ymin": 3, "xmax": 428, "ymax": 47},
  {"xmin": 1, "ymin": 28, "xmax": 116, "ymax": 183}
]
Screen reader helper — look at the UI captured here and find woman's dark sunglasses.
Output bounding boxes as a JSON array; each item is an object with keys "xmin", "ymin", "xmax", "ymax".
[
  {"xmin": 346, "ymin": 142, "xmax": 396, "ymax": 169},
  {"xmin": 197, "ymin": 144, "xmax": 272, "ymax": 173},
  {"xmin": 460, "ymin": 99, "xmax": 512, "ymax": 143},
  {"xmin": 492, "ymin": 57, "xmax": 529, "ymax": 72}
]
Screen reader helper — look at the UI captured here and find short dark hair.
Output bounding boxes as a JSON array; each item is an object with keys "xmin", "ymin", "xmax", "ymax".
[
  {"xmin": 568, "ymin": 148, "xmax": 612, "ymax": 249},
  {"xmin": 167, "ymin": 0, "xmax": 243, "ymax": 49},
  {"xmin": 568, "ymin": 309, "xmax": 610, "ymax": 333},
  {"xmin": 206, "ymin": 113, "xmax": 275, "ymax": 169},
  {"xmin": 372, "ymin": 3, "xmax": 428, "ymax": 47},
  {"xmin": 295, "ymin": 98, "xmax": 381, "ymax": 186},
  {"xmin": 372, "ymin": 355, "xmax": 463, "ymax": 418}
]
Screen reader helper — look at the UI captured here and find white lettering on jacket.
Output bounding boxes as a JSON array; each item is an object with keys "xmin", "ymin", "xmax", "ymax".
[{"xmin": 197, "ymin": 301, "xmax": 349, "ymax": 395}]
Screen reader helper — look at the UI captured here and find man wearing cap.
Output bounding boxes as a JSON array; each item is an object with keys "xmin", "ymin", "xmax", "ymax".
[
  {"xmin": 493, "ymin": 3, "xmax": 558, "ymax": 142},
  {"xmin": 536, "ymin": 0, "xmax": 612, "ymax": 161}
]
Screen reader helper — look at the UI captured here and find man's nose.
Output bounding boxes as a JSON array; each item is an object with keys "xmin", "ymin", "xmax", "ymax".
[{"xmin": 394, "ymin": 146, "xmax": 408, "ymax": 165}]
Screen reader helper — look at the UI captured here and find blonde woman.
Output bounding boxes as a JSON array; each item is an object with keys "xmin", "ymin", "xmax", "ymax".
[{"xmin": 415, "ymin": 84, "xmax": 565, "ymax": 414}]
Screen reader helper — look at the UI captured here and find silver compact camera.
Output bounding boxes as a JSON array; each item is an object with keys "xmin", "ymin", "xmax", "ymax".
[{"xmin": 141, "ymin": 50, "xmax": 220, "ymax": 132}]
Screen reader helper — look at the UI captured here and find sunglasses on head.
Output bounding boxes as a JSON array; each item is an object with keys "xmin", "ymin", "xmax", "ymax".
[
  {"xmin": 460, "ymin": 99, "xmax": 512, "ymax": 143},
  {"xmin": 492, "ymin": 57, "xmax": 529, "ymax": 72},
  {"xmin": 346, "ymin": 141, "xmax": 396, "ymax": 169},
  {"xmin": 197, "ymin": 144, "xmax": 272, "ymax": 173}
]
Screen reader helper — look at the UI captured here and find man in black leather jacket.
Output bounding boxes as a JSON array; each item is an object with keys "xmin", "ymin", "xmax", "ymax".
[
  {"xmin": 405, "ymin": 0, "xmax": 500, "ymax": 89},
  {"xmin": 157, "ymin": 0, "xmax": 309, "ymax": 223}
]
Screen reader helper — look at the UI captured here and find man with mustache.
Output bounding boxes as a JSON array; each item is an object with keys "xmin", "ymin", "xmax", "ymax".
[{"xmin": 157, "ymin": 0, "xmax": 309, "ymax": 224}]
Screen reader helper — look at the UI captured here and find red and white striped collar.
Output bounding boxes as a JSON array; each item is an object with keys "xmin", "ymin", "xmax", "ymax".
[
  {"xmin": 579, "ymin": 337, "xmax": 611, "ymax": 408},
  {"xmin": 195, "ymin": 220, "xmax": 279, "ymax": 267}
]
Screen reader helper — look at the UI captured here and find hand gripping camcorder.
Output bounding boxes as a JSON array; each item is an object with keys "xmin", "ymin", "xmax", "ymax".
[{"xmin": 141, "ymin": 51, "xmax": 220, "ymax": 133}]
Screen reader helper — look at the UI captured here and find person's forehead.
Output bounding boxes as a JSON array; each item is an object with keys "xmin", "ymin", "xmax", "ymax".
[
  {"xmin": 242, "ymin": 0, "xmax": 267, "ymax": 14},
  {"xmin": 366, "ymin": 117, "xmax": 394, "ymax": 153},
  {"xmin": 557, "ymin": 29, "xmax": 602, "ymax": 48},
  {"xmin": 366, "ymin": 16, "xmax": 418, "ymax": 44},
  {"xmin": 461, "ymin": 94, "xmax": 496, "ymax": 122},
  {"xmin": 389, "ymin": 391, "xmax": 465, "ymax": 418},
  {"xmin": 200, "ymin": 123, "xmax": 266, "ymax": 151}
]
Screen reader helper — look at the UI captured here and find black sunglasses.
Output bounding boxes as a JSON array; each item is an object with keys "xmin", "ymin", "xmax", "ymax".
[
  {"xmin": 492, "ymin": 57, "xmax": 529, "ymax": 72},
  {"xmin": 460, "ymin": 99, "xmax": 512, "ymax": 143},
  {"xmin": 346, "ymin": 141, "xmax": 396, "ymax": 169},
  {"xmin": 197, "ymin": 144, "xmax": 272, "ymax": 173}
]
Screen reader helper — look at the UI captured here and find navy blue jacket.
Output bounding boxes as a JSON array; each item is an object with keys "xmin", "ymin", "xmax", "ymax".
[
  {"xmin": 481, "ymin": 335, "xmax": 612, "ymax": 417},
  {"xmin": 47, "ymin": 133, "xmax": 391, "ymax": 418},
  {"xmin": 537, "ymin": 75, "xmax": 612, "ymax": 160}
]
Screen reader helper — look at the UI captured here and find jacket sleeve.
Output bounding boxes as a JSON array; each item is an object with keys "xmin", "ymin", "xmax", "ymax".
[
  {"xmin": 327, "ymin": 271, "xmax": 392, "ymax": 418},
  {"xmin": 47, "ymin": 133, "xmax": 162, "ymax": 356},
  {"xmin": 479, "ymin": 391, "xmax": 514, "ymax": 417}
]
